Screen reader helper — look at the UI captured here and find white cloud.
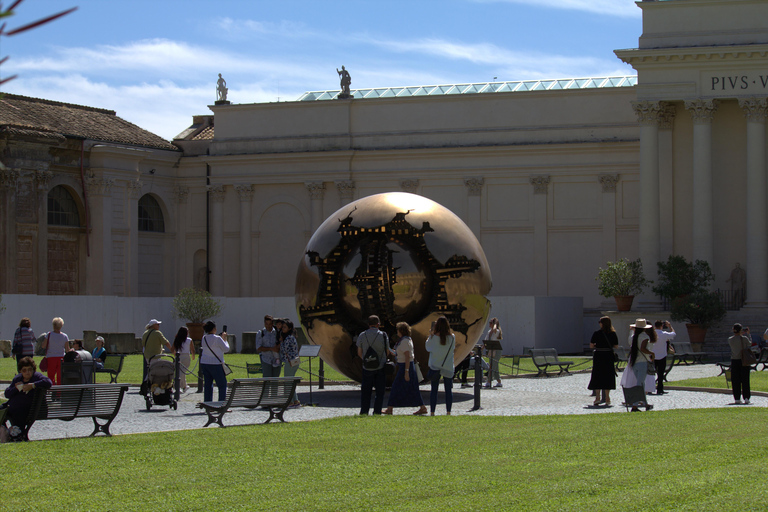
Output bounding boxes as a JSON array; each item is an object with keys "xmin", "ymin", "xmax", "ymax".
[{"xmin": 476, "ymin": 0, "xmax": 640, "ymax": 17}]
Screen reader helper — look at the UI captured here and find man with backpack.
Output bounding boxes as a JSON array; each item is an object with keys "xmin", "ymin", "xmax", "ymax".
[{"xmin": 356, "ymin": 315, "xmax": 393, "ymax": 415}]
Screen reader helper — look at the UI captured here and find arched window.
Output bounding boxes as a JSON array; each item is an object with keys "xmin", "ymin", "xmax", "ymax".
[
  {"xmin": 138, "ymin": 194, "xmax": 165, "ymax": 232},
  {"xmin": 47, "ymin": 186, "xmax": 81, "ymax": 226}
]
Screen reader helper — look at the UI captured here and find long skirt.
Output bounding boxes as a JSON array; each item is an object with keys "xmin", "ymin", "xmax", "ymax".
[
  {"xmin": 387, "ymin": 362, "xmax": 424, "ymax": 408},
  {"xmin": 587, "ymin": 350, "xmax": 616, "ymax": 390}
]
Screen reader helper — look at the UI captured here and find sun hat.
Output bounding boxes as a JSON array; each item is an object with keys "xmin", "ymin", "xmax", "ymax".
[
  {"xmin": 630, "ymin": 318, "xmax": 648, "ymax": 329},
  {"xmin": 145, "ymin": 319, "xmax": 162, "ymax": 329}
]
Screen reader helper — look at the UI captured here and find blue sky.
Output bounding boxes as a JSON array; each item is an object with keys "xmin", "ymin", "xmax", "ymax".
[{"xmin": 1, "ymin": 0, "xmax": 641, "ymax": 140}]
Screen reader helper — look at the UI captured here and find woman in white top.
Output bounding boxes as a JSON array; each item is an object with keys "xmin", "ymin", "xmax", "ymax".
[
  {"xmin": 384, "ymin": 322, "xmax": 427, "ymax": 416},
  {"xmin": 172, "ymin": 326, "xmax": 196, "ymax": 391},
  {"xmin": 622, "ymin": 318, "xmax": 656, "ymax": 409},
  {"xmin": 484, "ymin": 318, "xmax": 503, "ymax": 388},
  {"xmin": 200, "ymin": 320, "xmax": 229, "ymax": 402},
  {"xmin": 425, "ymin": 316, "xmax": 456, "ymax": 416},
  {"xmin": 42, "ymin": 316, "xmax": 71, "ymax": 385}
]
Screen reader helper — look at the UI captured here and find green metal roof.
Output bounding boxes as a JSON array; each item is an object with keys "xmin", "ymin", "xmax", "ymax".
[{"xmin": 297, "ymin": 76, "xmax": 637, "ymax": 101}]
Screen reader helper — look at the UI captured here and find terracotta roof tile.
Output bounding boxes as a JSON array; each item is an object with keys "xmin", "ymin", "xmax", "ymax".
[
  {"xmin": 192, "ymin": 125, "xmax": 214, "ymax": 140},
  {"xmin": 0, "ymin": 94, "xmax": 179, "ymax": 151}
]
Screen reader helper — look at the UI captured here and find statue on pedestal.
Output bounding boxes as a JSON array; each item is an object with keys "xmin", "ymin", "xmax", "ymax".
[
  {"xmin": 336, "ymin": 66, "xmax": 351, "ymax": 99},
  {"xmin": 216, "ymin": 73, "xmax": 228, "ymax": 102}
]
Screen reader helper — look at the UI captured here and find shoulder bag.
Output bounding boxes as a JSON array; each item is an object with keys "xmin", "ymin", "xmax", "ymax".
[
  {"xmin": 39, "ymin": 333, "xmax": 51, "ymax": 372},
  {"xmin": 204, "ymin": 335, "xmax": 232, "ymax": 376},
  {"xmin": 742, "ymin": 336, "xmax": 758, "ymax": 366}
]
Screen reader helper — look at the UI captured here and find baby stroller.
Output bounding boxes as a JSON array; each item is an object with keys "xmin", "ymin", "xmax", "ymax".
[{"xmin": 141, "ymin": 354, "xmax": 177, "ymax": 411}]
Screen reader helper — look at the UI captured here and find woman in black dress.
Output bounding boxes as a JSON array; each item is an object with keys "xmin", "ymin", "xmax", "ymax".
[{"xmin": 588, "ymin": 316, "xmax": 619, "ymax": 406}]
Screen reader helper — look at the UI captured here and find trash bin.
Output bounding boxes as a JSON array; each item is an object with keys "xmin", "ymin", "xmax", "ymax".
[{"xmin": 61, "ymin": 350, "xmax": 95, "ymax": 384}]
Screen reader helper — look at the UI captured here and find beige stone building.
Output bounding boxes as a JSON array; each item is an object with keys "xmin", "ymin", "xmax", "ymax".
[{"xmin": 2, "ymin": 0, "xmax": 767, "ymax": 320}]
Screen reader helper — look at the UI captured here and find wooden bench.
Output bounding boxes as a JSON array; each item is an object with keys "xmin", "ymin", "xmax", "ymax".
[
  {"xmin": 197, "ymin": 377, "xmax": 300, "ymax": 428},
  {"xmin": 14, "ymin": 383, "xmax": 130, "ymax": 440},
  {"xmin": 614, "ymin": 346, "xmax": 628, "ymax": 371},
  {"xmin": 94, "ymin": 354, "xmax": 125, "ymax": 383},
  {"xmin": 530, "ymin": 349, "xmax": 574, "ymax": 377},
  {"xmin": 671, "ymin": 342, "xmax": 707, "ymax": 365},
  {"xmin": 755, "ymin": 347, "xmax": 768, "ymax": 371}
]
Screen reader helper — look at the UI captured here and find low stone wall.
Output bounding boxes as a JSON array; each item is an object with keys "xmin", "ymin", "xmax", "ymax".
[{"xmin": 83, "ymin": 330, "xmax": 142, "ymax": 354}]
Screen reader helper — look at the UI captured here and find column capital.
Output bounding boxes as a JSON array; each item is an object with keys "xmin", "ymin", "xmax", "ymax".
[
  {"xmin": 739, "ymin": 97, "xmax": 768, "ymax": 122},
  {"xmin": 0, "ymin": 168, "xmax": 20, "ymax": 190},
  {"xmin": 463, "ymin": 177, "xmax": 484, "ymax": 196},
  {"xmin": 530, "ymin": 175, "xmax": 550, "ymax": 195},
  {"xmin": 598, "ymin": 174, "xmax": 620, "ymax": 192},
  {"xmin": 659, "ymin": 104, "xmax": 676, "ymax": 130},
  {"xmin": 400, "ymin": 179, "xmax": 419, "ymax": 194},
  {"xmin": 305, "ymin": 181, "xmax": 326, "ymax": 200},
  {"xmin": 235, "ymin": 184, "xmax": 255, "ymax": 202},
  {"xmin": 172, "ymin": 185, "xmax": 189, "ymax": 204},
  {"xmin": 34, "ymin": 170, "xmax": 54, "ymax": 192},
  {"xmin": 685, "ymin": 99, "xmax": 719, "ymax": 124},
  {"xmin": 207, "ymin": 184, "xmax": 226, "ymax": 202},
  {"xmin": 85, "ymin": 173, "xmax": 115, "ymax": 196},
  {"xmin": 632, "ymin": 101, "xmax": 669, "ymax": 126},
  {"xmin": 126, "ymin": 179, "xmax": 143, "ymax": 198},
  {"xmin": 335, "ymin": 180, "xmax": 355, "ymax": 200}
]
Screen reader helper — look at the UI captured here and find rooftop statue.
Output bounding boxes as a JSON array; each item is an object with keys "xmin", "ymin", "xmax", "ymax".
[
  {"xmin": 216, "ymin": 73, "xmax": 228, "ymax": 102},
  {"xmin": 336, "ymin": 65, "xmax": 351, "ymax": 98}
]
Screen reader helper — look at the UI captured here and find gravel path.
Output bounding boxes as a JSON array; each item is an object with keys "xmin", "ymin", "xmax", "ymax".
[{"xmin": 25, "ymin": 364, "xmax": 766, "ymax": 441}]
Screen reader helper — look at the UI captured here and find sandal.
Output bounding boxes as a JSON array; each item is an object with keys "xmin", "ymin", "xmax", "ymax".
[
  {"xmin": 383, "ymin": 408, "xmax": 393, "ymax": 415},
  {"xmin": 413, "ymin": 407, "xmax": 427, "ymax": 416}
]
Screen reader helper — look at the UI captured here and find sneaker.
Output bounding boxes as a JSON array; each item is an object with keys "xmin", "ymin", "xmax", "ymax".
[
  {"xmin": 460, "ymin": 383, "xmax": 471, "ymax": 388},
  {"xmin": 734, "ymin": 399, "xmax": 742, "ymax": 404},
  {"xmin": 744, "ymin": 399, "xmax": 750, "ymax": 405},
  {"xmin": 494, "ymin": 382, "xmax": 503, "ymax": 388}
]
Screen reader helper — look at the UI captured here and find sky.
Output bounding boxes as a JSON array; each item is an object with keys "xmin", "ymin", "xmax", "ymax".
[{"xmin": 0, "ymin": 0, "xmax": 642, "ymax": 141}]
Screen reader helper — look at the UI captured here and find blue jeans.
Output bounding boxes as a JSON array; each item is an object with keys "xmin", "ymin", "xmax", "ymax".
[
  {"xmin": 360, "ymin": 368, "xmax": 386, "ymax": 415},
  {"xmin": 201, "ymin": 363, "xmax": 227, "ymax": 402},
  {"xmin": 283, "ymin": 361, "xmax": 300, "ymax": 403},
  {"xmin": 632, "ymin": 361, "xmax": 648, "ymax": 391},
  {"xmin": 262, "ymin": 363, "xmax": 282, "ymax": 378},
  {"xmin": 429, "ymin": 369, "xmax": 453, "ymax": 414}
]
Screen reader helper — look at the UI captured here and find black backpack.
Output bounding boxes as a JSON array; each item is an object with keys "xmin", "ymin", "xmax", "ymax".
[{"xmin": 362, "ymin": 333, "xmax": 382, "ymax": 370}]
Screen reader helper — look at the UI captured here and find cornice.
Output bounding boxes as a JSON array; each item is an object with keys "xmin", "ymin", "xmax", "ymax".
[{"xmin": 615, "ymin": 44, "xmax": 768, "ymax": 65}]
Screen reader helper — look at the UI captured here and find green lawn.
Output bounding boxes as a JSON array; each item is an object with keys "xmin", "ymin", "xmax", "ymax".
[
  {"xmin": 0, "ymin": 409, "xmax": 764, "ymax": 511},
  {"xmin": 672, "ymin": 369, "xmax": 768, "ymax": 392}
]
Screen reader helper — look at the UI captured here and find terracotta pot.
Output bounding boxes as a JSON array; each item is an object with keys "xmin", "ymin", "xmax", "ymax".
[
  {"xmin": 614, "ymin": 295, "xmax": 635, "ymax": 312},
  {"xmin": 685, "ymin": 323, "xmax": 707, "ymax": 350},
  {"xmin": 186, "ymin": 322, "xmax": 205, "ymax": 342}
]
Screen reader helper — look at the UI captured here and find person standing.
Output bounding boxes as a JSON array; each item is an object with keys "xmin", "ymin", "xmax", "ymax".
[
  {"xmin": 173, "ymin": 327, "xmax": 195, "ymax": 391},
  {"xmin": 653, "ymin": 320, "xmax": 676, "ymax": 395},
  {"xmin": 255, "ymin": 315, "xmax": 282, "ymax": 378},
  {"xmin": 384, "ymin": 322, "xmax": 427, "ymax": 416},
  {"xmin": 279, "ymin": 319, "xmax": 301, "ymax": 408},
  {"xmin": 42, "ymin": 317, "xmax": 70, "ymax": 385},
  {"xmin": 587, "ymin": 316, "xmax": 619, "ymax": 406},
  {"xmin": 484, "ymin": 318, "xmax": 503, "ymax": 388},
  {"xmin": 728, "ymin": 323, "xmax": 752, "ymax": 405},
  {"xmin": 200, "ymin": 321, "xmax": 230, "ymax": 402},
  {"xmin": 356, "ymin": 315, "xmax": 392, "ymax": 415},
  {"xmin": 425, "ymin": 316, "xmax": 456, "ymax": 416},
  {"xmin": 12, "ymin": 318, "xmax": 36, "ymax": 369}
]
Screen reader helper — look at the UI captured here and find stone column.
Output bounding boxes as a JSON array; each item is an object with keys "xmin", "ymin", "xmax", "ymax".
[
  {"xmin": 172, "ymin": 185, "xmax": 189, "ymax": 291},
  {"xmin": 530, "ymin": 175, "xmax": 550, "ymax": 296},
  {"xmin": 85, "ymin": 175, "xmax": 115, "ymax": 295},
  {"xmin": 305, "ymin": 181, "xmax": 326, "ymax": 233},
  {"xmin": 34, "ymin": 171, "xmax": 53, "ymax": 295},
  {"xmin": 739, "ymin": 97, "xmax": 768, "ymax": 307},
  {"xmin": 0, "ymin": 169, "xmax": 19, "ymax": 292},
  {"xmin": 658, "ymin": 105, "xmax": 676, "ymax": 257},
  {"xmin": 208, "ymin": 184, "xmax": 226, "ymax": 296},
  {"xmin": 336, "ymin": 180, "xmax": 355, "ymax": 207},
  {"xmin": 685, "ymin": 99, "xmax": 719, "ymax": 267},
  {"xmin": 464, "ymin": 177, "xmax": 484, "ymax": 238},
  {"xmin": 633, "ymin": 101, "xmax": 665, "ymax": 292},
  {"xmin": 236, "ymin": 184, "xmax": 254, "ymax": 297},
  {"xmin": 400, "ymin": 179, "xmax": 419, "ymax": 194},
  {"xmin": 126, "ymin": 179, "xmax": 143, "ymax": 296},
  {"xmin": 599, "ymin": 174, "xmax": 620, "ymax": 265}
]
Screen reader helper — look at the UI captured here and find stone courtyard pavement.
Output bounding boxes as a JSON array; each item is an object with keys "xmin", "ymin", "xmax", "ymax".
[{"xmin": 27, "ymin": 364, "xmax": 767, "ymax": 441}]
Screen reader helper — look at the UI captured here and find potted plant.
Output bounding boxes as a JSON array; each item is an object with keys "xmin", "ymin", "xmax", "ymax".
[
  {"xmin": 596, "ymin": 258, "xmax": 651, "ymax": 311},
  {"xmin": 670, "ymin": 290, "xmax": 726, "ymax": 350},
  {"xmin": 172, "ymin": 287, "xmax": 223, "ymax": 341},
  {"xmin": 652, "ymin": 255, "xmax": 715, "ymax": 302}
]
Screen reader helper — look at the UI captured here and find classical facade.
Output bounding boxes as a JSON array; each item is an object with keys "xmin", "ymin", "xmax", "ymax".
[{"xmin": 2, "ymin": 0, "xmax": 767, "ymax": 314}]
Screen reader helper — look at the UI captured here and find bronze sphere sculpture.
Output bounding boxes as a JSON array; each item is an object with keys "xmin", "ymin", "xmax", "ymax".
[{"xmin": 295, "ymin": 192, "xmax": 492, "ymax": 382}]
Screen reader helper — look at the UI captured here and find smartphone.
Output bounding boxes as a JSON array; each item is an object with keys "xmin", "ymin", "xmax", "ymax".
[{"xmin": 223, "ymin": 324, "xmax": 228, "ymax": 332}]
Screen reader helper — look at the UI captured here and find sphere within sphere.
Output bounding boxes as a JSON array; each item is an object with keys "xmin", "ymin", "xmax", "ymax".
[{"xmin": 295, "ymin": 192, "xmax": 492, "ymax": 382}]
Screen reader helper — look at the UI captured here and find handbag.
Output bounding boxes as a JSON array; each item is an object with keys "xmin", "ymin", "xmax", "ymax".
[
  {"xmin": 204, "ymin": 335, "xmax": 232, "ymax": 376},
  {"xmin": 414, "ymin": 361, "xmax": 424, "ymax": 382},
  {"xmin": 39, "ymin": 332, "xmax": 51, "ymax": 372},
  {"xmin": 742, "ymin": 345, "xmax": 758, "ymax": 366},
  {"xmin": 289, "ymin": 356, "xmax": 301, "ymax": 368}
]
